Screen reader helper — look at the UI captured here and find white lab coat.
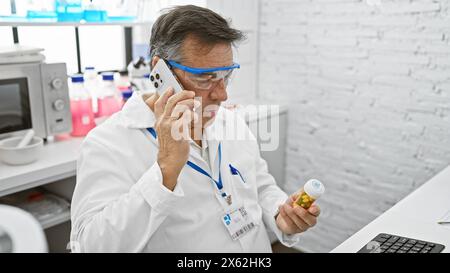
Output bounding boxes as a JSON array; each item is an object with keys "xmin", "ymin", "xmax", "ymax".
[{"xmin": 70, "ymin": 92, "xmax": 300, "ymax": 252}]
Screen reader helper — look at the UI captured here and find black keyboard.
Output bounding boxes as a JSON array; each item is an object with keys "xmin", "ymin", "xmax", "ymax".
[{"xmin": 358, "ymin": 233, "xmax": 445, "ymax": 253}]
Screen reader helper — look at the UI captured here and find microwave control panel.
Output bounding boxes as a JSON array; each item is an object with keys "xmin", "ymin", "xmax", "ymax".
[{"xmin": 40, "ymin": 63, "xmax": 72, "ymax": 135}]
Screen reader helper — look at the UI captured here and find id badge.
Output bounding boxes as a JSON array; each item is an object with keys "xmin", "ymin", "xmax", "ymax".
[{"xmin": 222, "ymin": 204, "xmax": 256, "ymax": 240}]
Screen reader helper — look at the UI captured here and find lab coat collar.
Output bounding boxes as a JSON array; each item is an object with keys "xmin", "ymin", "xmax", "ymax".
[
  {"xmin": 203, "ymin": 112, "xmax": 226, "ymax": 174},
  {"xmin": 120, "ymin": 91, "xmax": 157, "ymax": 129},
  {"xmin": 187, "ymin": 112, "xmax": 224, "ymax": 170}
]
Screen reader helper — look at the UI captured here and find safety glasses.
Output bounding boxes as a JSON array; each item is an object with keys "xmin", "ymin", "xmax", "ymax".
[{"xmin": 167, "ymin": 60, "xmax": 240, "ymax": 91}]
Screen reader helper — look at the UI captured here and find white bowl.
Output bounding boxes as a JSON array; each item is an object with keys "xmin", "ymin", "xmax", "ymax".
[{"xmin": 0, "ymin": 136, "xmax": 44, "ymax": 165}]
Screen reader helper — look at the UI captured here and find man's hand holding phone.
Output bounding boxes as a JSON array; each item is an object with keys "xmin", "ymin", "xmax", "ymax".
[{"xmin": 145, "ymin": 88, "xmax": 200, "ymax": 191}]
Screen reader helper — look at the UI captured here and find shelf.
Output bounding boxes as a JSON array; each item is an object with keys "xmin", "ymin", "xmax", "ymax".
[
  {"xmin": 40, "ymin": 209, "xmax": 71, "ymax": 229},
  {"xmin": 0, "ymin": 137, "xmax": 83, "ymax": 198},
  {"xmin": 0, "ymin": 19, "xmax": 152, "ymax": 27}
]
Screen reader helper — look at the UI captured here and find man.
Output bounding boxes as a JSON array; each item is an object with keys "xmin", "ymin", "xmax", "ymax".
[{"xmin": 70, "ymin": 5, "xmax": 320, "ymax": 252}]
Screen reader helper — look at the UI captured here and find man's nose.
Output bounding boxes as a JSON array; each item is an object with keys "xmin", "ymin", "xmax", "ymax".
[{"xmin": 209, "ymin": 80, "xmax": 228, "ymax": 102}]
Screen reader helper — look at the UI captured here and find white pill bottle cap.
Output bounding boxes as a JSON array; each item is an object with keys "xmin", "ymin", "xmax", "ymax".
[{"xmin": 304, "ymin": 179, "xmax": 325, "ymax": 200}]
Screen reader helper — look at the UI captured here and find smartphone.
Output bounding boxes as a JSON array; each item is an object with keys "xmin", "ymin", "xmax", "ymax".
[{"xmin": 150, "ymin": 59, "xmax": 183, "ymax": 95}]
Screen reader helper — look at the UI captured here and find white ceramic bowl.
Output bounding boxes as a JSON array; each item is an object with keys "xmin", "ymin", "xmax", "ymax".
[{"xmin": 0, "ymin": 136, "xmax": 43, "ymax": 165}]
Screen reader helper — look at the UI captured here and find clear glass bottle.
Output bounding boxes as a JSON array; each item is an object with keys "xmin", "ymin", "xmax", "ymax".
[
  {"xmin": 294, "ymin": 179, "xmax": 325, "ymax": 209},
  {"xmin": 69, "ymin": 74, "xmax": 96, "ymax": 137}
]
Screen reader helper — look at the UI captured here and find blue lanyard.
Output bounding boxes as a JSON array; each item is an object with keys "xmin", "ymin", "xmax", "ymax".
[{"xmin": 146, "ymin": 128, "xmax": 228, "ymax": 199}]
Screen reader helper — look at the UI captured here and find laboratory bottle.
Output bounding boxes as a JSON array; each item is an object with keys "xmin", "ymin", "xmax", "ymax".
[
  {"xmin": 69, "ymin": 74, "xmax": 96, "ymax": 137},
  {"xmin": 96, "ymin": 72, "xmax": 122, "ymax": 118},
  {"xmin": 83, "ymin": 67, "xmax": 99, "ymax": 114}
]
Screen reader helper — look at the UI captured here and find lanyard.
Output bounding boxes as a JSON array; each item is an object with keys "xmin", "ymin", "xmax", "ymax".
[{"xmin": 146, "ymin": 128, "xmax": 231, "ymax": 205}]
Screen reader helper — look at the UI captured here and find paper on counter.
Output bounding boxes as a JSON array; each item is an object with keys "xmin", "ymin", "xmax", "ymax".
[{"xmin": 438, "ymin": 210, "xmax": 450, "ymax": 228}]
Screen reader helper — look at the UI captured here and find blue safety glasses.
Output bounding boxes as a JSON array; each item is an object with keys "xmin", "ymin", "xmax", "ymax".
[{"xmin": 167, "ymin": 60, "xmax": 240, "ymax": 90}]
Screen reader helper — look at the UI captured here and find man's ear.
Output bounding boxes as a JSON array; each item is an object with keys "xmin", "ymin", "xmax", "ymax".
[{"xmin": 151, "ymin": 56, "xmax": 160, "ymax": 69}]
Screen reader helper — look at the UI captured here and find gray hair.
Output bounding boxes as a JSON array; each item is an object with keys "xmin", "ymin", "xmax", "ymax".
[{"xmin": 149, "ymin": 5, "xmax": 245, "ymax": 66}]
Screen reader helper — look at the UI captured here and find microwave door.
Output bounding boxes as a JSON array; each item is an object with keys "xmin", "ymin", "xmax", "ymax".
[
  {"xmin": 0, "ymin": 64, "xmax": 48, "ymax": 138},
  {"xmin": 0, "ymin": 77, "xmax": 32, "ymax": 136},
  {"xmin": 0, "ymin": 63, "xmax": 71, "ymax": 139}
]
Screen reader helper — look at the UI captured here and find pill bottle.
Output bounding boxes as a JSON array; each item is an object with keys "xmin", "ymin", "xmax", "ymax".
[{"xmin": 293, "ymin": 179, "xmax": 325, "ymax": 209}]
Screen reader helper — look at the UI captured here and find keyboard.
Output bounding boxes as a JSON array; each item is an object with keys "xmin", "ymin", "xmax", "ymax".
[{"xmin": 358, "ymin": 233, "xmax": 445, "ymax": 253}]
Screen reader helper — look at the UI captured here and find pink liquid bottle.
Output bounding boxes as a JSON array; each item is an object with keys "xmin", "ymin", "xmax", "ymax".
[
  {"xmin": 69, "ymin": 74, "xmax": 96, "ymax": 137},
  {"xmin": 96, "ymin": 72, "xmax": 122, "ymax": 118},
  {"xmin": 84, "ymin": 66, "xmax": 99, "ymax": 114}
]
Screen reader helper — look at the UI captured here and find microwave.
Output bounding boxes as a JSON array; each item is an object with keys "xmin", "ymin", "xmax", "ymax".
[{"xmin": 0, "ymin": 63, "xmax": 72, "ymax": 139}]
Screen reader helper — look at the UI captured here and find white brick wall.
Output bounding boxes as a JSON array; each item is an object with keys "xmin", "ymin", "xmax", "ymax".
[{"xmin": 258, "ymin": 0, "xmax": 450, "ymax": 252}]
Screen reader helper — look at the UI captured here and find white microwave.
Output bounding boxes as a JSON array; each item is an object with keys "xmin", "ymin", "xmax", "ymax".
[{"xmin": 0, "ymin": 63, "xmax": 72, "ymax": 139}]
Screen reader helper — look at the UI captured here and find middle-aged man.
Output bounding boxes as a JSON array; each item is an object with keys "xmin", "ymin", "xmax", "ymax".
[{"xmin": 70, "ymin": 5, "xmax": 321, "ymax": 252}]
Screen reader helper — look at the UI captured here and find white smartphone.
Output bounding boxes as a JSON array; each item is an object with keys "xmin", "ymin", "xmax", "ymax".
[{"xmin": 150, "ymin": 59, "xmax": 183, "ymax": 94}]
